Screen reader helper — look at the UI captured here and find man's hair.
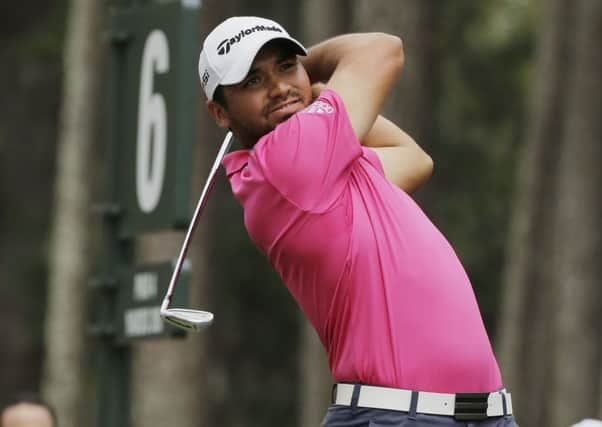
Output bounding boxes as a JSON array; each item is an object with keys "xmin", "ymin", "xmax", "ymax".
[
  {"xmin": 1, "ymin": 392, "xmax": 57, "ymax": 426},
  {"xmin": 213, "ymin": 85, "xmax": 228, "ymax": 109}
]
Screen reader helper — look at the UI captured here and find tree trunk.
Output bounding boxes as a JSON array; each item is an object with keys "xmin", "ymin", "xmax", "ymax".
[
  {"xmin": 41, "ymin": 0, "xmax": 105, "ymax": 426},
  {"xmin": 497, "ymin": 2, "xmax": 574, "ymax": 425},
  {"xmin": 549, "ymin": 1, "xmax": 602, "ymax": 426},
  {"xmin": 353, "ymin": 0, "xmax": 434, "ymax": 148},
  {"xmin": 301, "ymin": 0, "xmax": 352, "ymax": 45},
  {"xmin": 498, "ymin": 1, "xmax": 601, "ymax": 426}
]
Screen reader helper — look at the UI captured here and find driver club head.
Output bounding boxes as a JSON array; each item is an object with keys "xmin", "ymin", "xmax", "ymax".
[{"xmin": 161, "ymin": 308, "xmax": 214, "ymax": 332}]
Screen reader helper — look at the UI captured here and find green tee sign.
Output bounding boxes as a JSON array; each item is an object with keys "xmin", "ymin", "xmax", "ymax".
[
  {"xmin": 111, "ymin": 1, "xmax": 200, "ymax": 236},
  {"xmin": 95, "ymin": 2, "xmax": 201, "ymax": 426}
]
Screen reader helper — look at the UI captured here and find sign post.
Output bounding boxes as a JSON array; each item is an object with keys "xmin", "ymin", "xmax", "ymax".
[{"xmin": 92, "ymin": 1, "xmax": 200, "ymax": 425}]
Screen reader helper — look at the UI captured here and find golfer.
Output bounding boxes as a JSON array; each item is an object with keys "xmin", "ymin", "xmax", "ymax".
[{"xmin": 199, "ymin": 16, "xmax": 518, "ymax": 426}]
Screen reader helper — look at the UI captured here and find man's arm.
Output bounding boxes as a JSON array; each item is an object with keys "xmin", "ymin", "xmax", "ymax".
[
  {"xmin": 363, "ymin": 116, "xmax": 433, "ymax": 193},
  {"xmin": 311, "ymin": 83, "xmax": 433, "ymax": 193},
  {"xmin": 301, "ymin": 33, "xmax": 404, "ymax": 141}
]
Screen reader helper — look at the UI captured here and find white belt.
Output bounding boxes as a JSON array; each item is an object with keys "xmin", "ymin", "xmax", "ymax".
[{"xmin": 334, "ymin": 384, "xmax": 513, "ymax": 419}]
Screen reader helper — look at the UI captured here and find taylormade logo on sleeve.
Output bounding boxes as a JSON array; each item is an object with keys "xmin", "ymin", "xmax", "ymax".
[{"xmin": 217, "ymin": 25, "xmax": 283, "ymax": 55}]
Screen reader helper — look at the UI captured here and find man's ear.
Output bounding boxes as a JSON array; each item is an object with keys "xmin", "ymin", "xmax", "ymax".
[{"xmin": 207, "ymin": 100, "xmax": 230, "ymax": 129}]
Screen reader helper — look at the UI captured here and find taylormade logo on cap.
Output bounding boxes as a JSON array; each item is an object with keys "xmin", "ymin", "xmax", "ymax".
[
  {"xmin": 216, "ymin": 25, "xmax": 284, "ymax": 55},
  {"xmin": 198, "ymin": 16, "xmax": 307, "ymax": 100}
]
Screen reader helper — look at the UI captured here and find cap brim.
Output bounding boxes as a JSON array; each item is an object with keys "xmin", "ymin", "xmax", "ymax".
[{"xmin": 220, "ymin": 36, "xmax": 307, "ymax": 86}]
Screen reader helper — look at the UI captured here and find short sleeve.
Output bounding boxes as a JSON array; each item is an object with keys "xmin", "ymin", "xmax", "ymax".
[{"xmin": 250, "ymin": 89, "xmax": 362, "ymax": 212}]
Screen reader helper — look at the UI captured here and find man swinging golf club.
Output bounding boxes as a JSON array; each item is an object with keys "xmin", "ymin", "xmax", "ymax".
[{"xmin": 198, "ymin": 16, "xmax": 519, "ymax": 426}]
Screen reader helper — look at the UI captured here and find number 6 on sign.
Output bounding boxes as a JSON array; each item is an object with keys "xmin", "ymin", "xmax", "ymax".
[{"xmin": 136, "ymin": 30, "xmax": 170, "ymax": 213}]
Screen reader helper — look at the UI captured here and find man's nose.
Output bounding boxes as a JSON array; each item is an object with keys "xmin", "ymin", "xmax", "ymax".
[{"xmin": 267, "ymin": 77, "xmax": 290, "ymax": 98}]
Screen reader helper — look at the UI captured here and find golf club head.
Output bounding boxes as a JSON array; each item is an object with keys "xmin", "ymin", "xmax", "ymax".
[{"xmin": 161, "ymin": 308, "xmax": 214, "ymax": 332}]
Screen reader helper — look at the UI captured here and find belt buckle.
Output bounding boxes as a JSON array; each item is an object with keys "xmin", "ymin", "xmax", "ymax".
[{"xmin": 454, "ymin": 393, "xmax": 489, "ymax": 421}]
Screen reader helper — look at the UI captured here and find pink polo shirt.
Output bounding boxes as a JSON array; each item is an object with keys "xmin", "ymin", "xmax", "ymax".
[{"xmin": 222, "ymin": 89, "xmax": 502, "ymax": 393}]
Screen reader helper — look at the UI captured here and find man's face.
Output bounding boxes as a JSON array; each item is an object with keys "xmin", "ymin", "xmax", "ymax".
[
  {"xmin": 208, "ymin": 40, "xmax": 312, "ymax": 148},
  {"xmin": 1, "ymin": 403, "xmax": 54, "ymax": 427}
]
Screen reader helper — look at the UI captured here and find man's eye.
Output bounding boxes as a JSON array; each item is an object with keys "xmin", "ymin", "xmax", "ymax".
[
  {"xmin": 281, "ymin": 61, "xmax": 296, "ymax": 71},
  {"xmin": 244, "ymin": 77, "xmax": 260, "ymax": 87}
]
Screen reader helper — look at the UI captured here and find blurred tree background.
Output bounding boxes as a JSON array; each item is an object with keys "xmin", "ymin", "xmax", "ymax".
[{"xmin": 0, "ymin": 1, "xmax": 600, "ymax": 427}]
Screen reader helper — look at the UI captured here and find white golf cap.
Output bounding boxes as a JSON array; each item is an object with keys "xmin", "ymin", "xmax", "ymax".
[{"xmin": 198, "ymin": 16, "xmax": 307, "ymax": 100}]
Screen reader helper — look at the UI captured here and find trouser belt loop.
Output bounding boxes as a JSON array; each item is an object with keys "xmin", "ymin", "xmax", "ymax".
[
  {"xmin": 408, "ymin": 390, "xmax": 419, "ymax": 420},
  {"xmin": 499, "ymin": 390, "xmax": 508, "ymax": 416},
  {"xmin": 331, "ymin": 384, "xmax": 337, "ymax": 404},
  {"xmin": 350, "ymin": 384, "xmax": 361, "ymax": 412}
]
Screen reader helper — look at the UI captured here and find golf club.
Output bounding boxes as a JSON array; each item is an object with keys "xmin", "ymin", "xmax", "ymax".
[{"xmin": 160, "ymin": 131, "xmax": 233, "ymax": 331}]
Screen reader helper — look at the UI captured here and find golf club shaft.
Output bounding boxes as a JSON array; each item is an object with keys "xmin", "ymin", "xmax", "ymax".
[{"xmin": 161, "ymin": 131, "xmax": 233, "ymax": 311}]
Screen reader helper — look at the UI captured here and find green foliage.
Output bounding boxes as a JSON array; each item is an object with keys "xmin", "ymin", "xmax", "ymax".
[{"xmin": 0, "ymin": 1, "xmax": 68, "ymax": 59}]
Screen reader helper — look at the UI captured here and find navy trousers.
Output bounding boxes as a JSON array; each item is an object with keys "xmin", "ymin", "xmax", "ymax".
[{"xmin": 320, "ymin": 405, "xmax": 519, "ymax": 427}]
